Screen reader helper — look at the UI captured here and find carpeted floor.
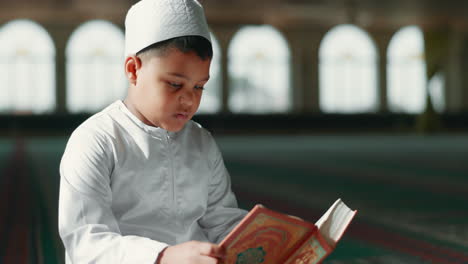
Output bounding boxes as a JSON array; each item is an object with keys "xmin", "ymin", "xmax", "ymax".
[
  {"xmin": 220, "ymin": 135, "xmax": 468, "ymax": 264},
  {"xmin": 0, "ymin": 134, "xmax": 467, "ymax": 263}
]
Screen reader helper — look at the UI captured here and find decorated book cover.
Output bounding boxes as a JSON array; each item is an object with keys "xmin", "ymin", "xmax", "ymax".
[{"xmin": 219, "ymin": 199, "xmax": 356, "ymax": 264}]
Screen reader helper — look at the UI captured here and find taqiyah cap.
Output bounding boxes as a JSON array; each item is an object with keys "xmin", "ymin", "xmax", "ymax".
[{"xmin": 124, "ymin": 0, "xmax": 211, "ymax": 56}]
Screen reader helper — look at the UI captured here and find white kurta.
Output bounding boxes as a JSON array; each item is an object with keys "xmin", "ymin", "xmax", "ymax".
[{"xmin": 59, "ymin": 100, "xmax": 247, "ymax": 264}]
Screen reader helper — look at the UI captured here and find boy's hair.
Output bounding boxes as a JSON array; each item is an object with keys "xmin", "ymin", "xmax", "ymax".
[{"xmin": 136, "ymin": 35, "xmax": 213, "ymax": 61}]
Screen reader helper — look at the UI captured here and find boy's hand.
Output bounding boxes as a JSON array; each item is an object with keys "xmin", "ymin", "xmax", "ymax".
[{"xmin": 157, "ymin": 241, "xmax": 226, "ymax": 264}]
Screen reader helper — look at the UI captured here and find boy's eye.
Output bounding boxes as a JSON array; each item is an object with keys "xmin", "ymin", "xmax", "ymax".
[
  {"xmin": 194, "ymin": 85, "xmax": 205, "ymax": 90},
  {"xmin": 169, "ymin": 82, "xmax": 182, "ymax": 89}
]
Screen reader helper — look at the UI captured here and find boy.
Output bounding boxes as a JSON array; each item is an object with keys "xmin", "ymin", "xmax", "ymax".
[{"xmin": 58, "ymin": 0, "xmax": 247, "ymax": 263}]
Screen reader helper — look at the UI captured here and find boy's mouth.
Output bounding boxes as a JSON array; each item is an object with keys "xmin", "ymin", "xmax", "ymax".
[{"xmin": 175, "ymin": 113, "xmax": 189, "ymax": 120}]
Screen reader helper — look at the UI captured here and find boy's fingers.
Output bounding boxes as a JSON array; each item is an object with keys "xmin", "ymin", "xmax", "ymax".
[
  {"xmin": 211, "ymin": 245, "xmax": 226, "ymax": 258},
  {"xmin": 198, "ymin": 255, "xmax": 219, "ymax": 264},
  {"xmin": 198, "ymin": 242, "xmax": 226, "ymax": 258}
]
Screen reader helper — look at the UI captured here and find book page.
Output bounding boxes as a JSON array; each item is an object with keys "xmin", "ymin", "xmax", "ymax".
[{"xmin": 315, "ymin": 198, "xmax": 357, "ymax": 248}]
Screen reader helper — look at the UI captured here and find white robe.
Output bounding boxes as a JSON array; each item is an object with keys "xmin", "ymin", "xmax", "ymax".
[{"xmin": 59, "ymin": 100, "xmax": 247, "ymax": 264}]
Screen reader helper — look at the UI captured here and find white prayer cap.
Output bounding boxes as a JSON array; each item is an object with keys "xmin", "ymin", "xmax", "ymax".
[{"xmin": 124, "ymin": 0, "xmax": 211, "ymax": 56}]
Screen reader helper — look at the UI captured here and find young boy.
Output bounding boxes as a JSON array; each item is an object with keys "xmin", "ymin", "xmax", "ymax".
[{"xmin": 58, "ymin": 0, "xmax": 247, "ymax": 263}]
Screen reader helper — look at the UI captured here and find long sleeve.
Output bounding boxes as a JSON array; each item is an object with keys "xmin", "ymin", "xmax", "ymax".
[
  {"xmin": 58, "ymin": 127, "xmax": 168, "ymax": 264},
  {"xmin": 197, "ymin": 138, "xmax": 247, "ymax": 243}
]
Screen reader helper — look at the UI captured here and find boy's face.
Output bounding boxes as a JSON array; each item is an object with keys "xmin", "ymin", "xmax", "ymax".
[{"xmin": 126, "ymin": 48, "xmax": 211, "ymax": 132}]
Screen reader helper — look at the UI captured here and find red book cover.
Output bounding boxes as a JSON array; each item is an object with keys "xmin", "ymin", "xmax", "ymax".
[{"xmin": 219, "ymin": 199, "xmax": 356, "ymax": 264}]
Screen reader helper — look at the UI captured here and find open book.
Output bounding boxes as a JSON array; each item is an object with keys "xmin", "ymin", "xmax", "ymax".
[{"xmin": 219, "ymin": 199, "xmax": 357, "ymax": 264}]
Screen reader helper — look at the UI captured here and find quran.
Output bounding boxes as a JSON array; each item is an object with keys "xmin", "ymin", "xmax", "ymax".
[{"xmin": 219, "ymin": 199, "xmax": 357, "ymax": 264}]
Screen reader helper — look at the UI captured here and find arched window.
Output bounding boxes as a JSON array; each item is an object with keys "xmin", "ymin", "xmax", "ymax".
[
  {"xmin": 197, "ymin": 32, "xmax": 222, "ymax": 113},
  {"xmin": 387, "ymin": 26, "xmax": 426, "ymax": 113},
  {"xmin": 0, "ymin": 19, "xmax": 55, "ymax": 114},
  {"xmin": 319, "ymin": 24, "xmax": 378, "ymax": 113},
  {"xmin": 66, "ymin": 20, "xmax": 126, "ymax": 113},
  {"xmin": 228, "ymin": 25, "xmax": 291, "ymax": 113}
]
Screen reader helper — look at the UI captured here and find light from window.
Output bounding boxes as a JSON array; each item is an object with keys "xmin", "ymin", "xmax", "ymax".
[
  {"xmin": 66, "ymin": 20, "xmax": 126, "ymax": 113},
  {"xmin": 197, "ymin": 32, "xmax": 222, "ymax": 114},
  {"xmin": 428, "ymin": 72, "xmax": 445, "ymax": 113},
  {"xmin": 387, "ymin": 25, "xmax": 426, "ymax": 113},
  {"xmin": 228, "ymin": 25, "xmax": 291, "ymax": 113},
  {"xmin": 319, "ymin": 24, "xmax": 378, "ymax": 113},
  {"xmin": 0, "ymin": 19, "xmax": 55, "ymax": 114}
]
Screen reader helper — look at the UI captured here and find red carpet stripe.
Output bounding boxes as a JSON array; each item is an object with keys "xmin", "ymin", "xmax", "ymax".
[{"xmin": 2, "ymin": 139, "xmax": 32, "ymax": 264}]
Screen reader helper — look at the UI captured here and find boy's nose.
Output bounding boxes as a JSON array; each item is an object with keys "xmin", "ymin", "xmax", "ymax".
[{"xmin": 179, "ymin": 90, "xmax": 194, "ymax": 107}]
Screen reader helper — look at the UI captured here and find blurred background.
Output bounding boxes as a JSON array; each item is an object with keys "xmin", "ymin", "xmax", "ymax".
[{"xmin": 0, "ymin": 0, "xmax": 467, "ymax": 263}]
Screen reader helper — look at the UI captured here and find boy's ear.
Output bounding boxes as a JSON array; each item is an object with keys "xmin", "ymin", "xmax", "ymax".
[{"xmin": 124, "ymin": 55, "xmax": 142, "ymax": 85}]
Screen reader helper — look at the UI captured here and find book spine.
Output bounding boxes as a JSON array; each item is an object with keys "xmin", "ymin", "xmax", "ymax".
[
  {"xmin": 277, "ymin": 228, "xmax": 318, "ymax": 264},
  {"xmin": 283, "ymin": 231, "xmax": 332, "ymax": 264}
]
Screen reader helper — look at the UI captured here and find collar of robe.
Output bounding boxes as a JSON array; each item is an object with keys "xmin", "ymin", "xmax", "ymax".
[{"xmin": 117, "ymin": 100, "xmax": 179, "ymax": 140}]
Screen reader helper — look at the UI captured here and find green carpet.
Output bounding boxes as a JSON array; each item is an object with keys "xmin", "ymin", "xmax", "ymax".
[
  {"xmin": 218, "ymin": 134, "xmax": 468, "ymax": 263},
  {"xmin": 1, "ymin": 134, "xmax": 467, "ymax": 263}
]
